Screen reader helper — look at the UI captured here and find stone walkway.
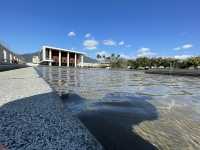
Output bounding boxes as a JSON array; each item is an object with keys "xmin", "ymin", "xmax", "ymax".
[{"xmin": 0, "ymin": 67, "xmax": 103, "ymax": 150}]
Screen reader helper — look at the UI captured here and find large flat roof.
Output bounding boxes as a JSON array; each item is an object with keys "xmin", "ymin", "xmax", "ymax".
[{"xmin": 42, "ymin": 45, "xmax": 86, "ymax": 55}]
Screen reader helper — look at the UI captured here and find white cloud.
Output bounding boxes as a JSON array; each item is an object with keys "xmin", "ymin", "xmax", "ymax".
[
  {"xmin": 85, "ymin": 33, "xmax": 91, "ymax": 38},
  {"xmin": 68, "ymin": 31, "xmax": 76, "ymax": 37},
  {"xmin": 102, "ymin": 39, "xmax": 116, "ymax": 46},
  {"xmin": 83, "ymin": 39, "xmax": 99, "ymax": 50},
  {"xmin": 180, "ymin": 32, "xmax": 188, "ymax": 37},
  {"xmin": 173, "ymin": 47, "xmax": 181, "ymax": 51},
  {"xmin": 120, "ymin": 54, "xmax": 133, "ymax": 59},
  {"xmin": 174, "ymin": 44, "xmax": 193, "ymax": 51},
  {"xmin": 182, "ymin": 44, "xmax": 193, "ymax": 49},
  {"xmin": 118, "ymin": 41, "xmax": 125, "ymax": 46},
  {"xmin": 125, "ymin": 44, "xmax": 132, "ymax": 48},
  {"xmin": 174, "ymin": 55, "xmax": 192, "ymax": 59},
  {"xmin": 137, "ymin": 47, "xmax": 156, "ymax": 57}
]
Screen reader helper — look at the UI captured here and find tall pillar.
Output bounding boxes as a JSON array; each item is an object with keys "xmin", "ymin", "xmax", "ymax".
[
  {"xmin": 3, "ymin": 50, "xmax": 7, "ymax": 63},
  {"xmin": 10, "ymin": 54, "xmax": 12, "ymax": 63},
  {"xmin": 74, "ymin": 53, "xmax": 77, "ymax": 67},
  {"xmin": 81, "ymin": 55, "xmax": 84, "ymax": 67},
  {"xmin": 59, "ymin": 50, "xmax": 61, "ymax": 67},
  {"xmin": 67, "ymin": 52, "xmax": 69, "ymax": 67},
  {"xmin": 49, "ymin": 49, "xmax": 52, "ymax": 66},
  {"xmin": 43, "ymin": 47, "xmax": 46, "ymax": 61}
]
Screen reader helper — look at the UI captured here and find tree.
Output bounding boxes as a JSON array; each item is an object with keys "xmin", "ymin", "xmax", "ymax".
[
  {"xmin": 127, "ymin": 60, "xmax": 138, "ymax": 69},
  {"xmin": 103, "ymin": 54, "xmax": 200, "ymax": 69},
  {"xmin": 188, "ymin": 57, "xmax": 200, "ymax": 67},
  {"xmin": 136, "ymin": 57, "xmax": 151, "ymax": 67},
  {"xmin": 111, "ymin": 53, "xmax": 115, "ymax": 58},
  {"xmin": 96, "ymin": 54, "xmax": 101, "ymax": 59}
]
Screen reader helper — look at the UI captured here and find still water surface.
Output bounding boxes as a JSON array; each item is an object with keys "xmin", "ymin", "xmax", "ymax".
[{"xmin": 37, "ymin": 66, "xmax": 200, "ymax": 150}]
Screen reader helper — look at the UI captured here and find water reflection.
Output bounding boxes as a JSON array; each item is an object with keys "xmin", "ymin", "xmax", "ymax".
[
  {"xmin": 76, "ymin": 92, "xmax": 158, "ymax": 150},
  {"xmin": 36, "ymin": 66, "xmax": 200, "ymax": 150}
]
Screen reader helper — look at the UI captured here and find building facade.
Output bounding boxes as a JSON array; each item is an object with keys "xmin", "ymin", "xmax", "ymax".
[
  {"xmin": 0, "ymin": 43, "xmax": 22, "ymax": 64},
  {"xmin": 40, "ymin": 46, "xmax": 84, "ymax": 67}
]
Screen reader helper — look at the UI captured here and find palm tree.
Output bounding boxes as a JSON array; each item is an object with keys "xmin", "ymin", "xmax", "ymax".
[
  {"xmin": 111, "ymin": 53, "xmax": 115, "ymax": 58},
  {"xmin": 96, "ymin": 54, "xmax": 101, "ymax": 59}
]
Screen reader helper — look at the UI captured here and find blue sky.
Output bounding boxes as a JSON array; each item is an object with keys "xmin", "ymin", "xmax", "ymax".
[{"xmin": 0, "ymin": 0, "xmax": 200, "ymax": 59}]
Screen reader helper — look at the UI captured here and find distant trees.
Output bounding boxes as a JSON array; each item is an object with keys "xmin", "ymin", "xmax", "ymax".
[
  {"xmin": 96, "ymin": 53, "xmax": 200, "ymax": 69},
  {"xmin": 96, "ymin": 53, "xmax": 125, "ymax": 68},
  {"xmin": 188, "ymin": 57, "xmax": 200, "ymax": 67},
  {"xmin": 127, "ymin": 56, "xmax": 200, "ymax": 69},
  {"xmin": 111, "ymin": 58, "xmax": 127, "ymax": 68},
  {"xmin": 128, "ymin": 57, "xmax": 178, "ymax": 69},
  {"xmin": 106, "ymin": 53, "xmax": 125, "ymax": 68}
]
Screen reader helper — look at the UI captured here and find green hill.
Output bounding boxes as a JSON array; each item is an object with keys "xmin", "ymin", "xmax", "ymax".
[{"xmin": 21, "ymin": 52, "xmax": 40, "ymax": 62}]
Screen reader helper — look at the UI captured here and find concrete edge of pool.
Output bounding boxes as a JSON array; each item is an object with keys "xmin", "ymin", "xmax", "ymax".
[
  {"xmin": 0, "ymin": 67, "xmax": 103, "ymax": 150},
  {"xmin": 0, "ymin": 64, "xmax": 29, "ymax": 72},
  {"xmin": 145, "ymin": 69, "xmax": 200, "ymax": 77}
]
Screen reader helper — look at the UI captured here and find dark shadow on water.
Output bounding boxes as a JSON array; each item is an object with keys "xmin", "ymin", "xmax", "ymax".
[{"xmin": 62, "ymin": 92, "xmax": 159, "ymax": 150}]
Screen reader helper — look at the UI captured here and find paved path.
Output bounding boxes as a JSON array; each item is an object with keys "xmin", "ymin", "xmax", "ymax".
[{"xmin": 0, "ymin": 67, "xmax": 103, "ymax": 150}]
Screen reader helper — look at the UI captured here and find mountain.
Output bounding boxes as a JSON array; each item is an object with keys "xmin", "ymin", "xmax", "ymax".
[
  {"xmin": 21, "ymin": 52, "xmax": 40, "ymax": 62},
  {"xmin": 83, "ymin": 56, "xmax": 98, "ymax": 63}
]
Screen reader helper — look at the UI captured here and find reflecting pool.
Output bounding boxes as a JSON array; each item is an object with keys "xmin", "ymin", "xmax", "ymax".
[{"xmin": 36, "ymin": 66, "xmax": 200, "ymax": 150}]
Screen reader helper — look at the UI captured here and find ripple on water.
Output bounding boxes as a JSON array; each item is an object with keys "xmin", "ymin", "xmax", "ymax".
[{"xmin": 36, "ymin": 67, "xmax": 200, "ymax": 150}]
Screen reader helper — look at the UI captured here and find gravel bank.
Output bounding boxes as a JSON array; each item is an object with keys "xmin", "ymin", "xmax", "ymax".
[{"xmin": 0, "ymin": 67, "xmax": 103, "ymax": 150}]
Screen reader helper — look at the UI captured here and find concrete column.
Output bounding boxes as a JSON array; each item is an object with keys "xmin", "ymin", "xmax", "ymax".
[
  {"xmin": 3, "ymin": 50, "xmax": 7, "ymax": 63},
  {"xmin": 81, "ymin": 55, "xmax": 84, "ymax": 67},
  {"xmin": 67, "ymin": 52, "xmax": 69, "ymax": 67},
  {"xmin": 74, "ymin": 53, "xmax": 77, "ymax": 67},
  {"xmin": 49, "ymin": 49, "xmax": 52, "ymax": 66},
  {"xmin": 43, "ymin": 46, "xmax": 46, "ymax": 61},
  {"xmin": 10, "ymin": 54, "xmax": 12, "ymax": 63},
  {"xmin": 59, "ymin": 50, "xmax": 61, "ymax": 67}
]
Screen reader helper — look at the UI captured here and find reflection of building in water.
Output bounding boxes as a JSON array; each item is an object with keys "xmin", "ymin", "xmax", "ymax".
[
  {"xmin": 0, "ymin": 43, "xmax": 23, "ymax": 64},
  {"xmin": 40, "ymin": 46, "xmax": 84, "ymax": 67}
]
